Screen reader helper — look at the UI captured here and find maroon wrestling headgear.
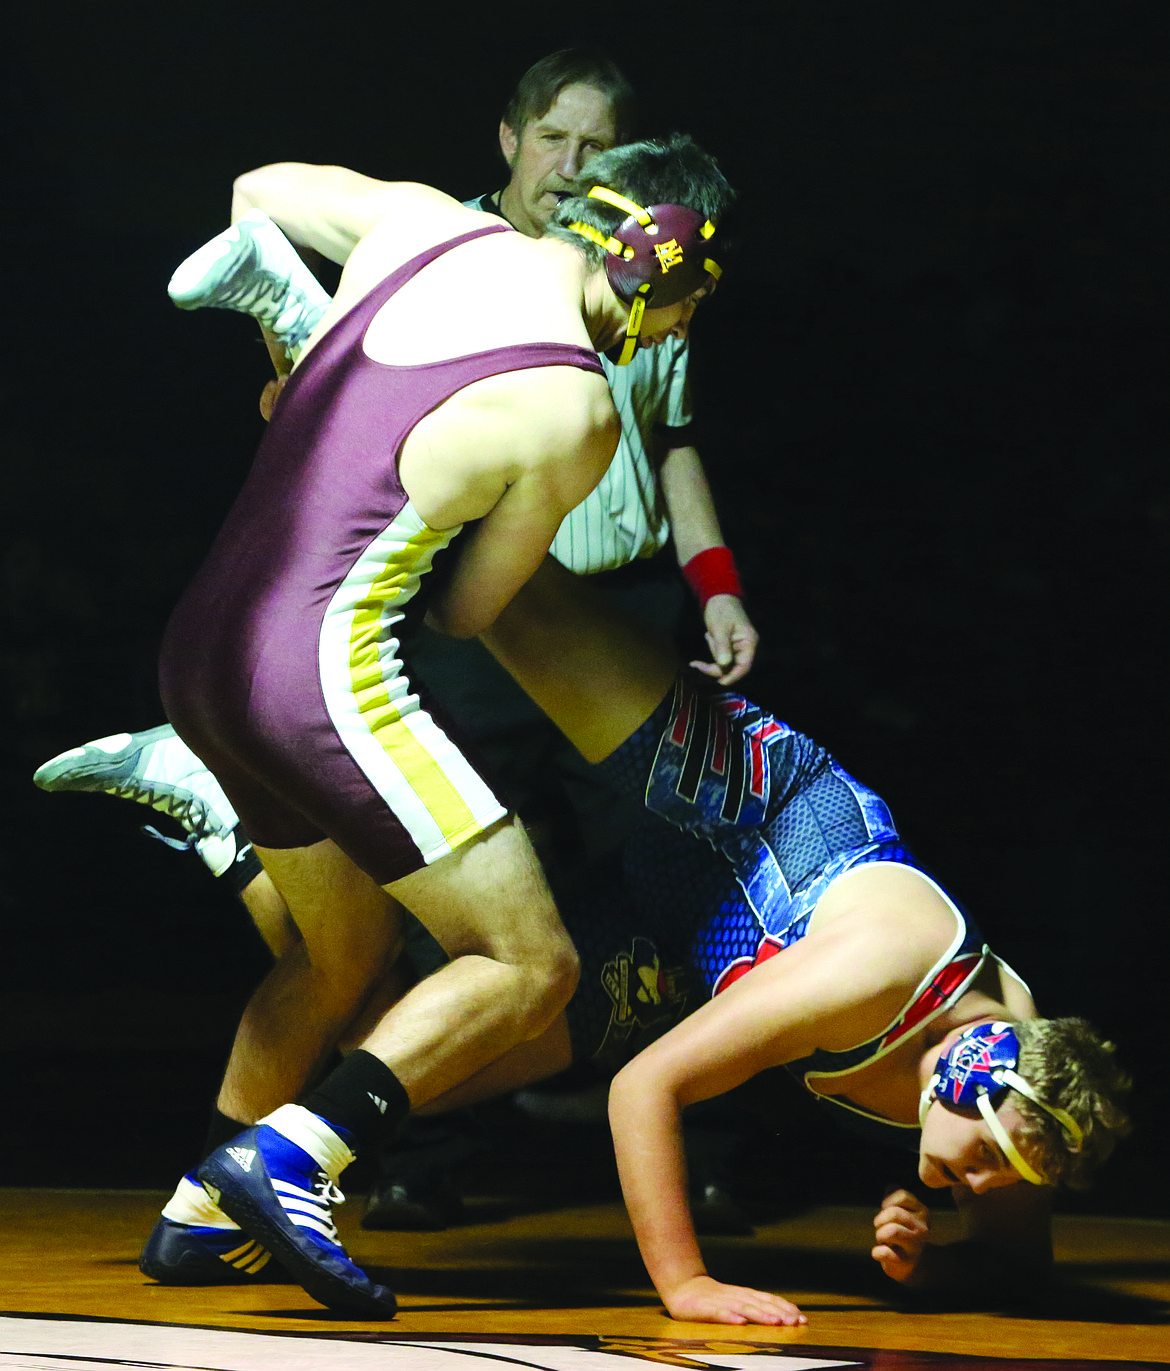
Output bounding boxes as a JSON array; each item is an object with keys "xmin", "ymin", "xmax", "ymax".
[{"xmin": 568, "ymin": 187, "xmax": 722, "ymax": 364}]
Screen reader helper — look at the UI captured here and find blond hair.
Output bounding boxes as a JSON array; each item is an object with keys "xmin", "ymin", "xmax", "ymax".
[{"xmin": 1011, "ymin": 1018, "xmax": 1131, "ymax": 1189}]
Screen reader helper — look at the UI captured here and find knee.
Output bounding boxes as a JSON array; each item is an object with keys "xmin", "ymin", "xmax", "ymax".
[{"xmin": 519, "ymin": 932, "xmax": 579, "ymax": 1038}]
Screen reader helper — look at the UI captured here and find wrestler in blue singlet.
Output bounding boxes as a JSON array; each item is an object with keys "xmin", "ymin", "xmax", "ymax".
[
  {"xmin": 559, "ymin": 673, "xmax": 1001, "ymax": 1150},
  {"xmin": 159, "ymin": 225, "xmax": 605, "ymax": 885}
]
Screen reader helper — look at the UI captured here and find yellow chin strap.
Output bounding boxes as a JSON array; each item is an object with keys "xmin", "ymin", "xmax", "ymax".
[
  {"xmin": 616, "ymin": 284, "xmax": 650, "ymax": 365},
  {"xmin": 565, "ymin": 221, "xmax": 649, "ymax": 366}
]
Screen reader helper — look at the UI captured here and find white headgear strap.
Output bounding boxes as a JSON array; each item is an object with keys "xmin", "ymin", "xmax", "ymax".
[{"xmin": 920, "ymin": 1065, "xmax": 1084, "ymax": 1188}]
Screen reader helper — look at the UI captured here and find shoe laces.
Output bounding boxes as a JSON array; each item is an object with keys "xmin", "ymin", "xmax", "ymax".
[
  {"xmin": 216, "ymin": 268, "xmax": 296, "ymax": 327},
  {"xmin": 116, "ymin": 779, "xmax": 215, "ymax": 838},
  {"xmin": 272, "ymin": 1170, "xmax": 347, "ymax": 1246},
  {"xmin": 142, "ymin": 823, "xmax": 205, "ymax": 856},
  {"xmin": 310, "ymin": 1174, "xmax": 346, "ymax": 1244}
]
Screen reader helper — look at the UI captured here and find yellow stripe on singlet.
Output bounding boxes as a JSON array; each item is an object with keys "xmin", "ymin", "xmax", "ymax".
[{"xmin": 347, "ymin": 526, "xmax": 481, "ymax": 846}]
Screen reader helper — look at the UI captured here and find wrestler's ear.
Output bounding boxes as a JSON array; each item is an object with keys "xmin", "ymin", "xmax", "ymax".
[{"xmin": 499, "ymin": 119, "xmax": 519, "ymax": 167}]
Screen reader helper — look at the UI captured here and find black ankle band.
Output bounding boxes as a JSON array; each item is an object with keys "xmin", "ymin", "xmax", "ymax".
[
  {"xmin": 222, "ymin": 825, "xmax": 264, "ymax": 894},
  {"xmin": 302, "ymin": 1050, "xmax": 410, "ymax": 1155}
]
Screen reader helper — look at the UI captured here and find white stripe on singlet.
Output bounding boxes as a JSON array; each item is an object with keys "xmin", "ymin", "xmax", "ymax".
[{"xmin": 317, "ymin": 500, "xmax": 507, "ymax": 864}]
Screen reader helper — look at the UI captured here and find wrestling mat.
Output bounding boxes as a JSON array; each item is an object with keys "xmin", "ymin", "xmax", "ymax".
[{"xmin": 0, "ymin": 1324, "xmax": 1163, "ymax": 1370}]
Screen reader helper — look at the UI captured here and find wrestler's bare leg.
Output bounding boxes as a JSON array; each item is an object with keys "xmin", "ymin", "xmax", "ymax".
[
  {"xmin": 481, "ymin": 556, "xmax": 679, "ymax": 763},
  {"xmin": 413, "ymin": 1013, "xmax": 574, "ymax": 1116},
  {"xmin": 367, "ymin": 813, "xmax": 578, "ymax": 1105},
  {"xmin": 238, "ymin": 869, "xmax": 300, "ymax": 960},
  {"xmin": 216, "ymin": 844, "xmax": 404, "ymax": 1122},
  {"xmin": 231, "ymin": 814, "xmax": 576, "ymax": 1119}
]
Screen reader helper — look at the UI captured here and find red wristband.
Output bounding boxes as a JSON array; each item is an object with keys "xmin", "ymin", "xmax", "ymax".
[{"xmin": 682, "ymin": 545, "xmax": 743, "ymax": 608}]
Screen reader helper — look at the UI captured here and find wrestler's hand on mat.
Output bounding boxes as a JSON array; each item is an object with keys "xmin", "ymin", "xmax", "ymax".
[
  {"xmin": 690, "ymin": 594, "xmax": 759, "ymax": 685},
  {"xmin": 871, "ymin": 1188, "xmax": 932, "ymax": 1282},
  {"xmin": 662, "ymin": 1274, "xmax": 806, "ymax": 1326},
  {"xmin": 259, "ymin": 375, "xmax": 289, "ymax": 420}
]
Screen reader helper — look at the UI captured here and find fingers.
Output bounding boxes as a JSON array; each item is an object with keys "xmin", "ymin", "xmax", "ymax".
[
  {"xmin": 689, "ymin": 636, "xmax": 753, "ymax": 686},
  {"xmin": 871, "ymin": 1242, "xmax": 914, "ymax": 1281},
  {"xmin": 874, "ymin": 1190, "xmax": 930, "ymax": 1229},
  {"xmin": 873, "ymin": 1215, "xmax": 927, "ymax": 1252},
  {"xmin": 699, "ymin": 597, "xmax": 759, "ymax": 685},
  {"xmin": 715, "ymin": 654, "xmax": 751, "ymax": 686},
  {"xmin": 665, "ymin": 1276, "xmax": 807, "ymax": 1327},
  {"xmin": 880, "ymin": 1187, "xmax": 928, "ymax": 1213},
  {"xmin": 259, "ymin": 375, "xmax": 289, "ymax": 420},
  {"xmin": 872, "ymin": 1189, "xmax": 931, "ymax": 1283}
]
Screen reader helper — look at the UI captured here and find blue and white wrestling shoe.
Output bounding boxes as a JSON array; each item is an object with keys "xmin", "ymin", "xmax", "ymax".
[
  {"xmin": 168, "ymin": 209, "xmax": 331, "ymax": 358},
  {"xmin": 33, "ymin": 724, "xmax": 242, "ymax": 877},
  {"xmin": 197, "ymin": 1104, "xmax": 398, "ymax": 1317},
  {"xmin": 139, "ymin": 1173, "xmax": 282, "ymax": 1284}
]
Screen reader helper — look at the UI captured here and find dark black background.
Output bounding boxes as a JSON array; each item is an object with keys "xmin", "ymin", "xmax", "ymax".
[{"xmin": 3, "ymin": 2, "xmax": 1165, "ymax": 1219}]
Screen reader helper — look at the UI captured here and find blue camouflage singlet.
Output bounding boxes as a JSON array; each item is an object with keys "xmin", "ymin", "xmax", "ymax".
[{"xmin": 558, "ymin": 673, "xmax": 996, "ymax": 1150}]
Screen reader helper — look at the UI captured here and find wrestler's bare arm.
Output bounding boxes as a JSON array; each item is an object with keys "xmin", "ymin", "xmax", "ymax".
[
  {"xmin": 230, "ymin": 163, "xmax": 469, "ymax": 265},
  {"xmin": 429, "ymin": 401, "xmax": 621, "ymax": 639},
  {"xmin": 608, "ymin": 917, "xmax": 927, "ymax": 1325}
]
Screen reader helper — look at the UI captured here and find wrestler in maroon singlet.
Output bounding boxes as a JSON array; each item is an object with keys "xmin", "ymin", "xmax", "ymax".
[{"xmin": 160, "ymin": 225, "xmax": 604, "ymax": 884}]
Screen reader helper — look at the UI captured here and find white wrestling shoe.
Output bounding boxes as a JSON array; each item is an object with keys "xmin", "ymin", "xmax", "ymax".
[
  {"xmin": 33, "ymin": 724, "xmax": 241, "ymax": 877},
  {"xmin": 167, "ymin": 209, "xmax": 331, "ymax": 358}
]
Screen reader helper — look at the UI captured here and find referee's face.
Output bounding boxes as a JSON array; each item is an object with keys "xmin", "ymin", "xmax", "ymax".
[{"xmin": 499, "ymin": 83, "xmax": 618, "ymax": 237}]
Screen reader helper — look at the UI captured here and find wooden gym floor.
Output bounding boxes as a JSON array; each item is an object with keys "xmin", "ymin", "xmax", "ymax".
[{"xmin": 1, "ymin": 1189, "xmax": 1167, "ymax": 1368}]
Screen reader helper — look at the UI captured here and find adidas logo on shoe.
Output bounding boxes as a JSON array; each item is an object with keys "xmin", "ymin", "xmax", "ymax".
[
  {"xmin": 367, "ymin": 1093, "xmax": 388, "ymax": 1114},
  {"xmin": 227, "ymin": 1146, "xmax": 257, "ymax": 1172}
]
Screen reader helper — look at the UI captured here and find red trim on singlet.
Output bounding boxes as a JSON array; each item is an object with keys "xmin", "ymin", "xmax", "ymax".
[{"xmin": 877, "ymin": 950, "xmax": 985, "ymax": 1051}]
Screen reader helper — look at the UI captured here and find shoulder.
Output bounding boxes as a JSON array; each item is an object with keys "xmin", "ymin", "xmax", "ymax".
[
  {"xmin": 355, "ymin": 183, "xmax": 499, "ymax": 256},
  {"xmin": 750, "ymin": 871, "xmax": 963, "ymax": 1053},
  {"xmin": 523, "ymin": 370, "xmax": 619, "ymax": 465}
]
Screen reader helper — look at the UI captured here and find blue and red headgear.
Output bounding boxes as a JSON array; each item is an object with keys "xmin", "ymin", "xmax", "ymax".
[
  {"xmin": 920, "ymin": 1021, "xmax": 1083, "ymax": 1186},
  {"xmin": 568, "ymin": 186, "xmax": 722, "ymax": 365}
]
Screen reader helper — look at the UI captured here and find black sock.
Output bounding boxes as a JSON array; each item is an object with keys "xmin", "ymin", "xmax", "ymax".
[
  {"xmin": 201, "ymin": 1106, "xmax": 246, "ymax": 1162},
  {"xmin": 302, "ymin": 1050, "xmax": 410, "ymax": 1156}
]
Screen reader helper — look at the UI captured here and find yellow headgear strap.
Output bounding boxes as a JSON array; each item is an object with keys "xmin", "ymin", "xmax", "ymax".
[
  {"xmin": 586, "ymin": 186, "xmax": 717, "ymax": 242},
  {"xmin": 565, "ymin": 219, "xmax": 648, "ymax": 366},
  {"xmin": 587, "ymin": 185, "xmax": 655, "ymax": 227},
  {"xmin": 566, "ymin": 221, "xmax": 634, "ymax": 260},
  {"xmin": 615, "ymin": 285, "xmax": 650, "ymax": 366},
  {"xmin": 569, "ymin": 190, "xmax": 719, "ymax": 366}
]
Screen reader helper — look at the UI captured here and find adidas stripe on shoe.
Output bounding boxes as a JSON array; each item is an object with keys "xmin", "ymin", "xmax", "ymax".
[{"xmin": 139, "ymin": 1173, "xmax": 283, "ymax": 1285}]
